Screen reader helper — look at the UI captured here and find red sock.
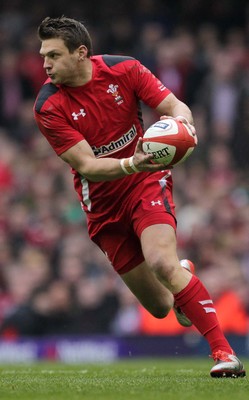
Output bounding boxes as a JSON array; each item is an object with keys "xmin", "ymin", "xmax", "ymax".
[{"xmin": 174, "ymin": 275, "xmax": 233, "ymax": 355}]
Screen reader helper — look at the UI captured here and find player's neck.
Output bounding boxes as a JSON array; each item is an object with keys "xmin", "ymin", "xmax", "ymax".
[{"xmin": 69, "ymin": 58, "xmax": 93, "ymax": 87}]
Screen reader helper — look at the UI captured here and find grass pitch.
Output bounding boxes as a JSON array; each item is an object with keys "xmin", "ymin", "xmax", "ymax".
[{"xmin": 0, "ymin": 358, "xmax": 247, "ymax": 400}]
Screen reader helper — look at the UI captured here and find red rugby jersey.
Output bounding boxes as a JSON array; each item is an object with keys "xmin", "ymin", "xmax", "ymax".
[{"xmin": 34, "ymin": 55, "xmax": 171, "ymax": 220}]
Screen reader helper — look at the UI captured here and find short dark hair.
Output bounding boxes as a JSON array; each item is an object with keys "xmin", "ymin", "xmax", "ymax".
[{"xmin": 38, "ymin": 16, "xmax": 93, "ymax": 57}]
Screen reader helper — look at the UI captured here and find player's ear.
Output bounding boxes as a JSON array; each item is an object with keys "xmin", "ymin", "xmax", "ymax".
[{"xmin": 78, "ymin": 45, "xmax": 88, "ymax": 61}]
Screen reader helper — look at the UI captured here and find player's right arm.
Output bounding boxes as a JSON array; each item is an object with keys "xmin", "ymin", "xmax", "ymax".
[
  {"xmin": 60, "ymin": 137, "xmax": 165, "ymax": 182},
  {"xmin": 34, "ymin": 96, "xmax": 165, "ymax": 182}
]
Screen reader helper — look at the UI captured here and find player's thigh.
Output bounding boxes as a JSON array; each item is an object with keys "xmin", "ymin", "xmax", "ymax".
[
  {"xmin": 90, "ymin": 222, "xmax": 145, "ymax": 274},
  {"xmin": 140, "ymin": 224, "xmax": 191, "ymax": 293},
  {"xmin": 120, "ymin": 261, "xmax": 173, "ymax": 318},
  {"xmin": 140, "ymin": 223, "xmax": 179, "ymax": 269}
]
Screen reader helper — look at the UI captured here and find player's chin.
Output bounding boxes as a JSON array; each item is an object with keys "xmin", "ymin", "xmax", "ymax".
[
  {"xmin": 49, "ymin": 75, "xmax": 60, "ymax": 84},
  {"xmin": 51, "ymin": 78, "xmax": 58, "ymax": 84}
]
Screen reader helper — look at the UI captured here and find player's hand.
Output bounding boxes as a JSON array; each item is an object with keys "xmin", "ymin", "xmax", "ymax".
[
  {"xmin": 132, "ymin": 137, "xmax": 172, "ymax": 172},
  {"xmin": 160, "ymin": 115, "xmax": 198, "ymax": 145}
]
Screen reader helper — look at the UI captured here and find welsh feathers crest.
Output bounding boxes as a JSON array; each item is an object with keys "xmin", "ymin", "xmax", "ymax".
[
  {"xmin": 107, "ymin": 84, "xmax": 119, "ymax": 95},
  {"xmin": 106, "ymin": 84, "xmax": 123, "ymax": 104}
]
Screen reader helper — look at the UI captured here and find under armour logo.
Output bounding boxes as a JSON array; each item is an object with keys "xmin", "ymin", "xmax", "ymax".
[
  {"xmin": 151, "ymin": 200, "xmax": 162, "ymax": 206},
  {"xmin": 72, "ymin": 109, "xmax": 86, "ymax": 120}
]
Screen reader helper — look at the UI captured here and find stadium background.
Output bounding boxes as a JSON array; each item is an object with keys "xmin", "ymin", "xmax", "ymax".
[{"xmin": 0, "ymin": 0, "xmax": 248, "ymax": 361}]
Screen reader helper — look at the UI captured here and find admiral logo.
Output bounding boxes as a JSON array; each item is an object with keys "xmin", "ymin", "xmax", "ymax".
[{"xmin": 92, "ymin": 125, "xmax": 137, "ymax": 157}]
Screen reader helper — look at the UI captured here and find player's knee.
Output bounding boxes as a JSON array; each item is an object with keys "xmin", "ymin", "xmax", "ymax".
[{"xmin": 149, "ymin": 256, "xmax": 176, "ymax": 284}]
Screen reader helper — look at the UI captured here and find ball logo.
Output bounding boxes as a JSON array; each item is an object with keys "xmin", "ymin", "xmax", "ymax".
[
  {"xmin": 153, "ymin": 122, "xmax": 170, "ymax": 130},
  {"xmin": 151, "ymin": 146, "xmax": 171, "ymax": 160},
  {"xmin": 144, "ymin": 142, "xmax": 152, "ymax": 151},
  {"xmin": 142, "ymin": 118, "xmax": 196, "ymax": 167}
]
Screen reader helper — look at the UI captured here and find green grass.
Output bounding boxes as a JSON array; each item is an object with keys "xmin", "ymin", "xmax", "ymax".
[{"xmin": 0, "ymin": 358, "xmax": 247, "ymax": 400}]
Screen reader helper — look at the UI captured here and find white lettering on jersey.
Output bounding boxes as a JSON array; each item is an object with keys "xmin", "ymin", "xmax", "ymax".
[{"xmin": 92, "ymin": 125, "xmax": 137, "ymax": 157}]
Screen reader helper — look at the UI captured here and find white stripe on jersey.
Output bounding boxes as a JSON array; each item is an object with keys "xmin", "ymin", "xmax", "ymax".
[
  {"xmin": 198, "ymin": 300, "xmax": 216, "ymax": 314},
  {"xmin": 81, "ymin": 177, "xmax": 92, "ymax": 212},
  {"xmin": 203, "ymin": 307, "xmax": 216, "ymax": 314},
  {"xmin": 159, "ymin": 171, "xmax": 172, "ymax": 187},
  {"xmin": 199, "ymin": 299, "xmax": 214, "ymax": 305}
]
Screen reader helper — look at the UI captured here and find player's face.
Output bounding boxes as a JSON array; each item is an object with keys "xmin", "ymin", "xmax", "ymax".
[{"xmin": 40, "ymin": 38, "xmax": 82, "ymax": 86}]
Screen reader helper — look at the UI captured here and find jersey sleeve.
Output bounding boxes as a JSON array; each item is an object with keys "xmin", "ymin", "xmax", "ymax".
[
  {"xmin": 127, "ymin": 60, "xmax": 171, "ymax": 108},
  {"xmin": 34, "ymin": 103, "xmax": 84, "ymax": 156}
]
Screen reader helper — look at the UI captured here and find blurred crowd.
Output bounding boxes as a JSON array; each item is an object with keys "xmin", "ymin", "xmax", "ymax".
[{"xmin": 0, "ymin": 0, "xmax": 248, "ymax": 338}]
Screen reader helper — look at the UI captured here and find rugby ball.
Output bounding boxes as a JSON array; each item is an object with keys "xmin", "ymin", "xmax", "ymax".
[{"xmin": 142, "ymin": 118, "xmax": 197, "ymax": 166}]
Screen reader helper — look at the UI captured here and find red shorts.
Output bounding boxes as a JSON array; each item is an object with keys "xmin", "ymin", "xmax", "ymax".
[{"xmin": 88, "ymin": 171, "xmax": 176, "ymax": 275}]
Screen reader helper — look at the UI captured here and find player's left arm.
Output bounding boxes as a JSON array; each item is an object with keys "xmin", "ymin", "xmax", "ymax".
[
  {"xmin": 156, "ymin": 93, "xmax": 197, "ymax": 139},
  {"xmin": 130, "ymin": 61, "xmax": 196, "ymax": 138}
]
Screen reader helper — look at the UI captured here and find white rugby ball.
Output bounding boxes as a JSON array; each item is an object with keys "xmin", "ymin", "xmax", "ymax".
[{"xmin": 142, "ymin": 118, "xmax": 196, "ymax": 166}]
